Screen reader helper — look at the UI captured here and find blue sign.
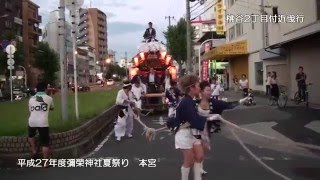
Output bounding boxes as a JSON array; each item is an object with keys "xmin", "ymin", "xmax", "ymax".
[{"xmin": 1, "ymin": 40, "xmax": 10, "ymax": 49}]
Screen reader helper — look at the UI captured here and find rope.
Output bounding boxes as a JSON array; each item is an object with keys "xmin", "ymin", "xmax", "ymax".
[{"xmin": 231, "ymin": 130, "xmax": 292, "ymax": 180}]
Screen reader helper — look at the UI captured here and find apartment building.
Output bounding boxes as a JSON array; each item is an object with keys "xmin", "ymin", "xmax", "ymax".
[
  {"xmin": 78, "ymin": 8, "xmax": 108, "ymax": 71},
  {"xmin": 22, "ymin": 0, "xmax": 42, "ymax": 87}
]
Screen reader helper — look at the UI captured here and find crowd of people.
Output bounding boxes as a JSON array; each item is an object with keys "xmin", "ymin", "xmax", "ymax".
[{"xmin": 113, "ymin": 73, "xmax": 248, "ymax": 180}]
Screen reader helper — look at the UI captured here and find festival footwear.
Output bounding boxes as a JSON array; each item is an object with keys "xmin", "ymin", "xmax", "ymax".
[
  {"xmin": 200, "ymin": 162, "xmax": 208, "ymax": 175},
  {"xmin": 181, "ymin": 166, "xmax": 190, "ymax": 180},
  {"xmin": 127, "ymin": 134, "xmax": 133, "ymax": 138},
  {"xmin": 116, "ymin": 137, "xmax": 121, "ymax": 141}
]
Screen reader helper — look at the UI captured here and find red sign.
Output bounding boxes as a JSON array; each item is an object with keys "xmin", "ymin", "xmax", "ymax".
[{"xmin": 201, "ymin": 60, "xmax": 209, "ymax": 81}]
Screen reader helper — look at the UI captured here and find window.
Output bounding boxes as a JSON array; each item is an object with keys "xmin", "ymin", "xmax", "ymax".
[
  {"xmin": 272, "ymin": 7, "xmax": 279, "ymax": 23},
  {"xmin": 235, "ymin": 23, "xmax": 243, "ymax": 37},
  {"xmin": 317, "ymin": 0, "xmax": 320, "ymax": 20},
  {"xmin": 228, "ymin": 26, "xmax": 235, "ymax": 40},
  {"xmin": 255, "ymin": 62, "xmax": 263, "ymax": 85},
  {"xmin": 228, "ymin": 0, "xmax": 237, "ymax": 8}
]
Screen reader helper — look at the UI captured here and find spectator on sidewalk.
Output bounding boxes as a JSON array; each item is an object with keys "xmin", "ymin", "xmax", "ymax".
[
  {"xmin": 270, "ymin": 71, "xmax": 279, "ymax": 99},
  {"xmin": 233, "ymin": 75, "xmax": 239, "ymax": 92},
  {"xmin": 239, "ymin": 74, "xmax": 249, "ymax": 97},
  {"xmin": 28, "ymin": 82, "xmax": 54, "ymax": 167},
  {"xmin": 211, "ymin": 77, "xmax": 221, "ymax": 100},
  {"xmin": 266, "ymin": 72, "xmax": 271, "ymax": 96},
  {"xmin": 295, "ymin": 66, "xmax": 307, "ymax": 101}
]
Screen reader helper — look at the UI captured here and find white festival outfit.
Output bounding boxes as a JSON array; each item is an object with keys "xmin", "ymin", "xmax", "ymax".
[
  {"xmin": 114, "ymin": 88, "xmax": 135, "ymax": 140},
  {"xmin": 131, "ymin": 85, "xmax": 144, "ymax": 110}
]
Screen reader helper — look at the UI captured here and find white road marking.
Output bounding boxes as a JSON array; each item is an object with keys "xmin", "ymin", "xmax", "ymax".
[
  {"xmin": 304, "ymin": 120, "xmax": 320, "ymax": 134},
  {"xmin": 231, "ymin": 130, "xmax": 292, "ymax": 180},
  {"xmin": 261, "ymin": 157, "xmax": 275, "ymax": 161},
  {"xmin": 81, "ymin": 129, "xmax": 114, "ymax": 159}
]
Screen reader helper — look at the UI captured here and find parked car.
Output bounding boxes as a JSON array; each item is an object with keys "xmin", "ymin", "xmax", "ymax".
[
  {"xmin": 71, "ymin": 84, "xmax": 90, "ymax": 92},
  {"xmin": 106, "ymin": 79, "xmax": 114, "ymax": 86}
]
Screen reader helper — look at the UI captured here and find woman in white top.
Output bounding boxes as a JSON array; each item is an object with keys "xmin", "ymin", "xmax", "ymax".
[
  {"xmin": 239, "ymin": 74, "xmax": 249, "ymax": 96},
  {"xmin": 210, "ymin": 77, "xmax": 221, "ymax": 100},
  {"xmin": 266, "ymin": 72, "xmax": 271, "ymax": 96},
  {"xmin": 270, "ymin": 71, "xmax": 279, "ymax": 99}
]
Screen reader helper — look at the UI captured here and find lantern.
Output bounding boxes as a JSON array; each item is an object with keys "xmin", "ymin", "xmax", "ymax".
[
  {"xmin": 134, "ymin": 57, "xmax": 139, "ymax": 66},
  {"xmin": 139, "ymin": 52, "xmax": 145, "ymax": 61},
  {"xmin": 169, "ymin": 66, "xmax": 177, "ymax": 80},
  {"xmin": 165, "ymin": 55, "xmax": 172, "ymax": 66},
  {"xmin": 160, "ymin": 51, "xmax": 167, "ymax": 59},
  {"xmin": 129, "ymin": 67, "xmax": 139, "ymax": 80}
]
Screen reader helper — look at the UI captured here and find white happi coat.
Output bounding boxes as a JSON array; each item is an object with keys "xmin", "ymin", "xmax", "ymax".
[
  {"xmin": 131, "ymin": 85, "xmax": 145, "ymax": 109},
  {"xmin": 114, "ymin": 89, "xmax": 134, "ymax": 138}
]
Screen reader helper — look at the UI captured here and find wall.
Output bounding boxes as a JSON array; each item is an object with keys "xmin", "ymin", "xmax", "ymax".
[
  {"xmin": 0, "ymin": 106, "xmax": 118, "ymax": 165},
  {"xmin": 268, "ymin": 0, "xmax": 320, "ymax": 46},
  {"xmin": 288, "ymin": 41, "xmax": 320, "ymax": 104}
]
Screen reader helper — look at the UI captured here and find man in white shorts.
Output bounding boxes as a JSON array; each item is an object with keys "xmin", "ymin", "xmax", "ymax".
[
  {"xmin": 28, "ymin": 82, "xmax": 54, "ymax": 166},
  {"xmin": 131, "ymin": 79, "xmax": 145, "ymax": 119}
]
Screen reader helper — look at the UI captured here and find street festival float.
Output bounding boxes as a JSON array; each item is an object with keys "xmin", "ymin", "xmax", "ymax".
[{"xmin": 129, "ymin": 40, "xmax": 178, "ymax": 111}]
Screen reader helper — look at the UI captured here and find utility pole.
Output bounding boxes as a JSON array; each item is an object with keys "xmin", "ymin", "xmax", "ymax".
[
  {"xmin": 186, "ymin": 0, "xmax": 193, "ymax": 74},
  {"xmin": 165, "ymin": 16, "xmax": 174, "ymax": 26},
  {"xmin": 125, "ymin": 51, "xmax": 128, "ymax": 79},
  {"xmin": 261, "ymin": 0, "xmax": 266, "ymax": 48},
  {"xmin": 58, "ymin": 0, "xmax": 68, "ymax": 121}
]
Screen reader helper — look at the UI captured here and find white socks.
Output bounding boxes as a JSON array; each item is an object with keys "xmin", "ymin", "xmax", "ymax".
[
  {"xmin": 193, "ymin": 162, "xmax": 202, "ymax": 180},
  {"xmin": 239, "ymin": 97, "xmax": 249, "ymax": 104},
  {"xmin": 181, "ymin": 166, "xmax": 190, "ymax": 180}
]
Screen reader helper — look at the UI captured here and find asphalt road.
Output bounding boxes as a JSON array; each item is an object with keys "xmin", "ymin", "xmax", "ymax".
[{"xmin": 1, "ymin": 108, "xmax": 320, "ymax": 180}]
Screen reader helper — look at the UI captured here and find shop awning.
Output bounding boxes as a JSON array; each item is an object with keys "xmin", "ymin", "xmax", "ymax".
[{"xmin": 202, "ymin": 40, "xmax": 248, "ymax": 60}]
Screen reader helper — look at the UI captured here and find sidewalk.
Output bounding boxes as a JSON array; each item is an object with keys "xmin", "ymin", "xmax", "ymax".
[{"xmin": 221, "ymin": 90, "xmax": 320, "ymax": 148}]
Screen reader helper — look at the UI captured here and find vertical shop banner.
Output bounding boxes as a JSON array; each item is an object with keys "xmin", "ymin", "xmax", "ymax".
[
  {"xmin": 201, "ymin": 60, "xmax": 209, "ymax": 81},
  {"xmin": 215, "ymin": 0, "xmax": 225, "ymax": 35}
]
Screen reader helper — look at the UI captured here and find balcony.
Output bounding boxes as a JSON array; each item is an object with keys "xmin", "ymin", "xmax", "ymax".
[
  {"xmin": 78, "ymin": 28, "xmax": 88, "ymax": 38},
  {"xmin": 29, "ymin": 27, "xmax": 42, "ymax": 36},
  {"xmin": 77, "ymin": 36, "xmax": 89, "ymax": 45},
  {"xmin": 78, "ymin": 23, "xmax": 89, "ymax": 30},
  {"xmin": 14, "ymin": 17, "xmax": 23, "ymax": 25},
  {"xmin": 29, "ymin": 14, "xmax": 41, "ymax": 23},
  {"xmin": 80, "ymin": 15, "xmax": 88, "ymax": 22}
]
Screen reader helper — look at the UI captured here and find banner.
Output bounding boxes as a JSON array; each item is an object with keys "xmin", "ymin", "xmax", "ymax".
[
  {"xmin": 201, "ymin": 60, "xmax": 209, "ymax": 81},
  {"xmin": 215, "ymin": 0, "xmax": 225, "ymax": 35}
]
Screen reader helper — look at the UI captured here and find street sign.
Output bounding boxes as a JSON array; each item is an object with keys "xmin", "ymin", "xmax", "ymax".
[
  {"xmin": 5, "ymin": 45, "xmax": 16, "ymax": 54},
  {"xmin": 8, "ymin": 65, "xmax": 14, "ymax": 70},
  {"xmin": 7, "ymin": 59, "xmax": 15, "ymax": 66},
  {"xmin": 7, "ymin": 54, "xmax": 14, "ymax": 59}
]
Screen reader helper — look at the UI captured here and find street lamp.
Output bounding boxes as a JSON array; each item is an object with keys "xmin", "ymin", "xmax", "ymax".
[
  {"xmin": 198, "ymin": 39, "xmax": 215, "ymax": 78},
  {"xmin": 105, "ymin": 58, "xmax": 111, "ymax": 64}
]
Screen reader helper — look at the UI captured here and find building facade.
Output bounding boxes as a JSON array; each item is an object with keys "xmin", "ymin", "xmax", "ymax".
[
  {"xmin": 202, "ymin": 0, "xmax": 320, "ymax": 104},
  {"xmin": 22, "ymin": 0, "xmax": 42, "ymax": 87},
  {"xmin": 78, "ymin": 8, "xmax": 108, "ymax": 71}
]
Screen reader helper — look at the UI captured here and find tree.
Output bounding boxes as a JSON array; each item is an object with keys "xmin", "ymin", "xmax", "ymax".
[
  {"xmin": 34, "ymin": 42, "xmax": 59, "ymax": 85},
  {"xmin": 105, "ymin": 64, "xmax": 127, "ymax": 79},
  {"xmin": 163, "ymin": 18, "xmax": 195, "ymax": 71}
]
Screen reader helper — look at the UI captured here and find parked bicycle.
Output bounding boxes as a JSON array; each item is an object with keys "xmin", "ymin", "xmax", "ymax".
[
  {"xmin": 294, "ymin": 83, "xmax": 312, "ymax": 107},
  {"xmin": 268, "ymin": 85, "xmax": 288, "ymax": 108}
]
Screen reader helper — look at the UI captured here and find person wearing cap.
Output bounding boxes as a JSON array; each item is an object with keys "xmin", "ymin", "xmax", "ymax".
[
  {"xmin": 143, "ymin": 22, "xmax": 156, "ymax": 42},
  {"xmin": 114, "ymin": 80, "xmax": 135, "ymax": 141}
]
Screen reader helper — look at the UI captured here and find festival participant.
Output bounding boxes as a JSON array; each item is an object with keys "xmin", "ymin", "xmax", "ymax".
[
  {"xmin": 165, "ymin": 80, "xmax": 182, "ymax": 117},
  {"xmin": 173, "ymin": 75, "xmax": 223, "ymax": 180},
  {"xmin": 114, "ymin": 80, "xmax": 135, "ymax": 141},
  {"xmin": 131, "ymin": 79, "xmax": 145, "ymax": 120},
  {"xmin": 195, "ymin": 81, "xmax": 247, "ymax": 175}
]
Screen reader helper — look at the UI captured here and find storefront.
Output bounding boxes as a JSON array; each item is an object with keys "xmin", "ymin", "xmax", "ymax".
[{"xmin": 202, "ymin": 40, "xmax": 248, "ymax": 89}]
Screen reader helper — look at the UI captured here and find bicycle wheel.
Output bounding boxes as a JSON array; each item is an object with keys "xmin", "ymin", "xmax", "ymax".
[
  {"xmin": 278, "ymin": 94, "xmax": 288, "ymax": 108},
  {"xmin": 268, "ymin": 96, "xmax": 275, "ymax": 106},
  {"xmin": 294, "ymin": 92, "xmax": 301, "ymax": 105}
]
